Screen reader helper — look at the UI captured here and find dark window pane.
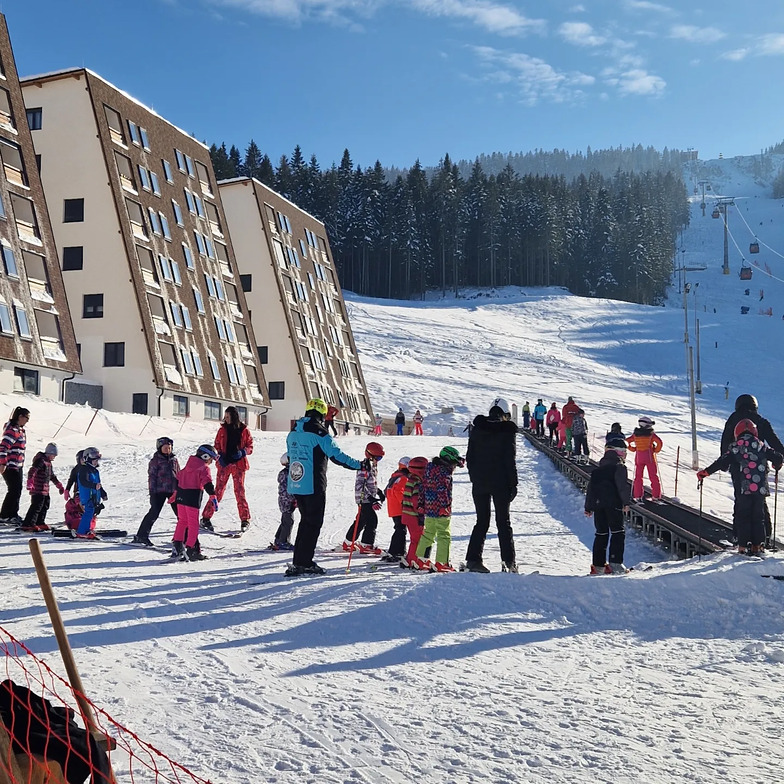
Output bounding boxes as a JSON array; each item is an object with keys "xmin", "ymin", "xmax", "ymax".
[
  {"xmin": 268, "ymin": 381, "xmax": 285, "ymax": 400},
  {"xmin": 62, "ymin": 246, "xmax": 84, "ymax": 271},
  {"xmin": 132, "ymin": 393, "xmax": 148, "ymax": 415},
  {"xmin": 257, "ymin": 345, "xmax": 268, "ymax": 364},
  {"xmin": 63, "ymin": 198, "xmax": 84, "ymax": 223},
  {"xmin": 240, "ymin": 274, "xmax": 252, "ymax": 292},
  {"xmin": 83, "ymin": 294, "xmax": 103, "ymax": 318},
  {"xmin": 103, "ymin": 341, "xmax": 125, "ymax": 367}
]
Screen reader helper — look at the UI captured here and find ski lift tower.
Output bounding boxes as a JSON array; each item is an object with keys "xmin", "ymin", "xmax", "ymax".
[
  {"xmin": 697, "ymin": 180, "xmax": 711, "ymax": 217},
  {"xmin": 715, "ymin": 197, "xmax": 736, "ymax": 275}
]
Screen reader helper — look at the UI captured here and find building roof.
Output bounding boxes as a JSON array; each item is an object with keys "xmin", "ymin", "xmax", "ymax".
[
  {"xmin": 20, "ymin": 67, "xmax": 209, "ymax": 151},
  {"xmin": 218, "ymin": 177, "xmax": 326, "ymax": 228}
]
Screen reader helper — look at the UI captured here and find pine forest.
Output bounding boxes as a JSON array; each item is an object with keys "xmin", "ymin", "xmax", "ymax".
[{"xmin": 210, "ymin": 141, "xmax": 691, "ymax": 306}]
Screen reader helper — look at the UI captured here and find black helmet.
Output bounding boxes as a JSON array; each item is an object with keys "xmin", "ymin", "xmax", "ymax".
[
  {"xmin": 735, "ymin": 394, "xmax": 758, "ymax": 413},
  {"xmin": 156, "ymin": 436, "xmax": 174, "ymax": 451}
]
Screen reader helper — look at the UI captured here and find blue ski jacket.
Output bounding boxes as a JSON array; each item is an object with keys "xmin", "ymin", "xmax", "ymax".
[{"xmin": 286, "ymin": 416, "xmax": 361, "ymax": 496}]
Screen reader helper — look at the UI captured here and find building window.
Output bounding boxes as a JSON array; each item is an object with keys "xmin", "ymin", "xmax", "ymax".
[
  {"xmin": 268, "ymin": 381, "xmax": 285, "ymax": 399},
  {"xmin": 14, "ymin": 368, "xmax": 38, "ymax": 395},
  {"xmin": 204, "ymin": 401, "xmax": 221, "ymax": 420},
  {"xmin": 208, "ymin": 354, "xmax": 220, "ymax": 380},
  {"xmin": 162, "ymin": 159, "xmax": 173, "ymax": 183},
  {"xmin": 182, "ymin": 243, "xmax": 194, "ymax": 269},
  {"xmin": 257, "ymin": 345, "xmax": 268, "ymax": 363},
  {"xmin": 138, "ymin": 165, "xmax": 151, "ymax": 191},
  {"xmin": 128, "ymin": 120, "xmax": 141, "ymax": 146},
  {"xmin": 235, "ymin": 406, "xmax": 248, "ymax": 423},
  {"xmin": 172, "ymin": 200, "xmax": 184, "ymax": 226},
  {"xmin": 225, "ymin": 359, "xmax": 238, "ymax": 384},
  {"xmin": 26, "ymin": 108, "xmax": 42, "ymax": 131},
  {"xmin": 181, "ymin": 305, "xmax": 192, "ymax": 330},
  {"xmin": 83, "ymin": 293, "xmax": 104, "ymax": 318},
  {"xmin": 171, "ymin": 259, "xmax": 181, "ymax": 285},
  {"xmin": 104, "ymin": 342, "xmax": 125, "ymax": 367},
  {"xmin": 63, "ymin": 198, "xmax": 84, "ymax": 223},
  {"xmin": 193, "ymin": 287, "xmax": 205, "ymax": 313},
  {"xmin": 160, "ymin": 213, "xmax": 171, "ymax": 240},
  {"xmin": 132, "ymin": 393, "xmax": 148, "ymax": 415},
  {"xmin": 14, "ymin": 306, "xmax": 31, "ymax": 338},
  {"xmin": 0, "ymin": 302, "xmax": 12, "ymax": 333},
  {"xmin": 0, "ymin": 192, "xmax": 5, "ymax": 219},
  {"xmin": 180, "ymin": 346, "xmax": 194, "ymax": 374},
  {"xmin": 175, "ymin": 149, "xmax": 186, "ymax": 172},
  {"xmin": 173, "ymin": 395, "xmax": 189, "ymax": 417},
  {"xmin": 139, "ymin": 127, "xmax": 150, "ymax": 150},
  {"xmin": 1, "ymin": 244, "xmax": 18, "ymax": 276},
  {"xmin": 240, "ymin": 274, "xmax": 252, "ymax": 292},
  {"xmin": 170, "ymin": 301, "xmax": 183, "ymax": 327},
  {"xmin": 150, "ymin": 171, "xmax": 160, "ymax": 196},
  {"xmin": 62, "ymin": 246, "xmax": 84, "ymax": 271},
  {"xmin": 159, "ymin": 255, "xmax": 172, "ymax": 282}
]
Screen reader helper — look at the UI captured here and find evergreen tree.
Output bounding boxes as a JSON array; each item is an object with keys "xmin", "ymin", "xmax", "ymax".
[
  {"xmin": 229, "ymin": 145, "xmax": 243, "ymax": 177},
  {"xmin": 244, "ymin": 140, "xmax": 264, "ymax": 179},
  {"xmin": 210, "ymin": 142, "xmax": 235, "ymax": 180}
]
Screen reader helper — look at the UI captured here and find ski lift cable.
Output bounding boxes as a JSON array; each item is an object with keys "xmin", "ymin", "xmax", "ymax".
[
  {"xmin": 722, "ymin": 221, "xmax": 784, "ymax": 283},
  {"xmin": 733, "ymin": 206, "xmax": 784, "ymax": 261}
]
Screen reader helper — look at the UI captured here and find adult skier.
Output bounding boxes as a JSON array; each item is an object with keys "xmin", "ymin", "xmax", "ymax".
[{"xmin": 464, "ymin": 398, "xmax": 519, "ymax": 573}]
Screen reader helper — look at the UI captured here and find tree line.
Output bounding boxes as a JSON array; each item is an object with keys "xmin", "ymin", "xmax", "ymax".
[{"xmin": 210, "ymin": 141, "xmax": 690, "ymax": 305}]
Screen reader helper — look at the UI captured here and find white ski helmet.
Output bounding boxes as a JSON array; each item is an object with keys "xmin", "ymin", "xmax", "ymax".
[
  {"xmin": 280, "ymin": 453, "xmax": 289, "ymax": 465},
  {"xmin": 638, "ymin": 416, "xmax": 655, "ymax": 428},
  {"xmin": 489, "ymin": 397, "xmax": 511, "ymax": 417}
]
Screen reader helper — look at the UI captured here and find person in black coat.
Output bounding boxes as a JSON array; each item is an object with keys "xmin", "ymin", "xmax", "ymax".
[
  {"xmin": 585, "ymin": 438, "xmax": 631, "ymax": 574},
  {"xmin": 720, "ymin": 394, "xmax": 784, "ymax": 544},
  {"xmin": 464, "ymin": 398, "xmax": 519, "ymax": 572}
]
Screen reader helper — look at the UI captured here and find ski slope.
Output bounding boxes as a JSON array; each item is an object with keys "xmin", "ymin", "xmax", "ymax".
[{"xmin": 1, "ymin": 154, "xmax": 784, "ymax": 782}]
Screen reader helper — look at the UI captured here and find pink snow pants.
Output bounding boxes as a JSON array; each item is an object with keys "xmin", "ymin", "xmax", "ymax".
[
  {"xmin": 202, "ymin": 463, "xmax": 250, "ymax": 522},
  {"xmin": 633, "ymin": 452, "xmax": 661, "ymax": 500},
  {"xmin": 174, "ymin": 505, "xmax": 199, "ymax": 547}
]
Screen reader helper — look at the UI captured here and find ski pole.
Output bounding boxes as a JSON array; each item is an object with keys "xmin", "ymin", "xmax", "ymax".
[
  {"xmin": 773, "ymin": 469, "xmax": 779, "ymax": 551},
  {"xmin": 345, "ymin": 505, "xmax": 362, "ymax": 574},
  {"xmin": 697, "ymin": 478, "xmax": 704, "ymax": 561}
]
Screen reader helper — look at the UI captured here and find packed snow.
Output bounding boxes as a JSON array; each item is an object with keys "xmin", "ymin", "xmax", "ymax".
[{"xmin": 2, "ymin": 154, "xmax": 784, "ymax": 783}]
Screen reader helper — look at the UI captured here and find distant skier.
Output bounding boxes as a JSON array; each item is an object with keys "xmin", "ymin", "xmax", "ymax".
[
  {"xmin": 413, "ymin": 409, "xmax": 424, "ymax": 436},
  {"xmin": 325, "ymin": 405, "xmax": 339, "ymax": 437},
  {"xmin": 545, "ymin": 403, "xmax": 561, "ymax": 445},
  {"xmin": 522, "ymin": 402, "xmax": 531, "ymax": 430},
  {"xmin": 698, "ymin": 419, "xmax": 783, "ymax": 554},
  {"xmin": 0, "ymin": 406, "xmax": 29, "ymax": 525},
  {"xmin": 133, "ymin": 437, "xmax": 179, "ymax": 546},
  {"xmin": 571, "ymin": 409, "xmax": 590, "ymax": 464},
  {"xmin": 533, "ymin": 399, "xmax": 547, "ymax": 437},
  {"xmin": 373, "ymin": 413, "xmax": 383, "ymax": 436},
  {"xmin": 627, "ymin": 416, "xmax": 663, "ymax": 502},
  {"xmin": 395, "ymin": 408, "xmax": 406, "ymax": 436},
  {"xmin": 605, "ymin": 422, "xmax": 626, "ymax": 445},
  {"xmin": 561, "ymin": 397, "xmax": 581, "ymax": 454},
  {"xmin": 64, "ymin": 450, "xmax": 87, "ymax": 531},
  {"xmin": 585, "ymin": 437, "xmax": 631, "ymax": 574}
]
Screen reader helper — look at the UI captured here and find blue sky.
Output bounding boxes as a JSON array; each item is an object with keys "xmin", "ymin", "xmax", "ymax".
[{"xmin": 7, "ymin": 0, "xmax": 784, "ymax": 170}]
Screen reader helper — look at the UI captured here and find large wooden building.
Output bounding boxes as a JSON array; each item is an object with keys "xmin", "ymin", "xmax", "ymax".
[
  {"xmin": 20, "ymin": 68, "xmax": 270, "ymax": 423},
  {"xmin": 0, "ymin": 15, "xmax": 81, "ymax": 400},
  {"xmin": 219, "ymin": 178, "xmax": 374, "ymax": 431}
]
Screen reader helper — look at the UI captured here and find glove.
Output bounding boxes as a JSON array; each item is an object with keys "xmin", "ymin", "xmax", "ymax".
[
  {"xmin": 696, "ymin": 470, "xmax": 709, "ymax": 480},
  {"xmin": 233, "ymin": 450, "xmax": 246, "ymax": 461},
  {"xmin": 95, "ymin": 502, "xmax": 105, "ymax": 515},
  {"xmin": 63, "ymin": 489, "xmax": 70, "ymax": 502},
  {"xmin": 210, "ymin": 495, "xmax": 219, "ymax": 512},
  {"xmin": 168, "ymin": 492, "xmax": 177, "ymax": 504},
  {"xmin": 509, "ymin": 486, "xmax": 518, "ymax": 502},
  {"xmin": 56, "ymin": 483, "xmax": 64, "ymax": 496},
  {"xmin": 218, "ymin": 455, "xmax": 228, "ymax": 468},
  {"xmin": 100, "ymin": 488, "xmax": 108, "ymax": 500},
  {"xmin": 375, "ymin": 489, "xmax": 386, "ymax": 502},
  {"xmin": 26, "ymin": 479, "xmax": 33, "ymax": 493},
  {"xmin": 372, "ymin": 502, "xmax": 382, "ymax": 511},
  {"xmin": 773, "ymin": 455, "xmax": 783, "ymax": 471}
]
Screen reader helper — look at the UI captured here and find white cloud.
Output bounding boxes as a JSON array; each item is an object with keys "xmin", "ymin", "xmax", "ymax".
[
  {"xmin": 559, "ymin": 21, "xmax": 606, "ymax": 47},
  {"xmin": 758, "ymin": 33, "xmax": 784, "ymax": 55},
  {"xmin": 211, "ymin": 0, "xmax": 377, "ymax": 25},
  {"xmin": 411, "ymin": 0, "xmax": 546, "ymax": 36},
  {"xmin": 722, "ymin": 48, "xmax": 749, "ymax": 61},
  {"xmin": 471, "ymin": 46, "xmax": 594, "ymax": 105},
  {"xmin": 623, "ymin": 0, "xmax": 673, "ymax": 12},
  {"xmin": 669, "ymin": 24, "xmax": 725, "ymax": 44},
  {"xmin": 603, "ymin": 66, "xmax": 666, "ymax": 96}
]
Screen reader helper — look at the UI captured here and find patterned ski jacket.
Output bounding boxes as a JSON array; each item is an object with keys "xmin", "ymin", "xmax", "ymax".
[
  {"xmin": 0, "ymin": 423, "xmax": 26, "ymax": 470},
  {"xmin": 704, "ymin": 436, "xmax": 783, "ymax": 496},
  {"xmin": 286, "ymin": 415, "xmax": 361, "ymax": 496},
  {"xmin": 422, "ymin": 458, "xmax": 456, "ymax": 518},
  {"xmin": 413, "ymin": 411, "xmax": 424, "ymax": 424},
  {"xmin": 355, "ymin": 459, "xmax": 380, "ymax": 505},
  {"xmin": 401, "ymin": 474, "xmax": 424, "ymax": 522},
  {"xmin": 148, "ymin": 450, "xmax": 180, "ymax": 495},
  {"xmin": 627, "ymin": 428, "xmax": 662, "ymax": 454},
  {"xmin": 385, "ymin": 468, "xmax": 410, "ymax": 517},
  {"xmin": 571, "ymin": 415, "xmax": 587, "ymax": 437},
  {"xmin": 277, "ymin": 466, "xmax": 296, "ymax": 513},
  {"xmin": 175, "ymin": 455, "xmax": 216, "ymax": 508},
  {"xmin": 26, "ymin": 452, "xmax": 62, "ymax": 496}
]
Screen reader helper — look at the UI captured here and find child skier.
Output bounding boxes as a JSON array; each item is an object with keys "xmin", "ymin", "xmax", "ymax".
[
  {"xmin": 605, "ymin": 422, "xmax": 626, "ymax": 444},
  {"xmin": 571, "ymin": 409, "xmax": 590, "ymax": 464},
  {"xmin": 64, "ymin": 450, "xmax": 86, "ymax": 531},
  {"xmin": 546, "ymin": 403, "xmax": 561, "ymax": 445},
  {"xmin": 373, "ymin": 413, "xmax": 383, "ymax": 436},
  {"xmin": 380, "ymin": 456, "xmax": 410, "ymax": 563},
  {"xmin": 21, "ymin": 443, "xmax": 63, "ymax": 532},
  {"xmin": 76, "ymin": 447, "xmax": 106, "ymax": 538},
  {"xmin": 585, "ymin": 437, "xmax": 631, "ymax": 574},
  {"xmin": 533, "ymin": 399, "xmax": 547, "ymax": 437},
  {"xmin": 401, "ymin": 457, "xmax": 428, "ymax": 568},
  {"xmin": 522, "ymin": 402, "xmax": 531, "ymax": 430},
  {"xmin": 698, "ymin": 419, "xmax": 783, "ymax": 554},
  {"xmin": 343, "ymin": 442, "xmax": 386, "ymax": 555},
  {"xmin": 413, "ymin": 446, "xmax": 464, "ymax": 572},
  {"xmin": 272, "ymin": 453, "xmax": 297, "ymax": 550},
  {"xmin": 172, "ymin": 444, "xmax": 218, "ymax": 561},
  {"xmin": 133, "ymin": 437, "xmax": 179, "ymax": 546},
  {"xmin": 627, "ymin": 416, "xmax": 663, "ymax": 502},
  {"xmin": 413, "ymin": 410, "xmax": 424, "ymax": 436}
]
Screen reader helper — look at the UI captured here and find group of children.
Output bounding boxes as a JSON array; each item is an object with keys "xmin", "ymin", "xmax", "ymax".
[{"xmin": 525, "ymin": 398, "xmax": 591, "ymax": 462}]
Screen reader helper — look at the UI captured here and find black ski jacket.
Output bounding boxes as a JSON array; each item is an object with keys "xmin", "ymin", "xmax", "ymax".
[
  {"xmin": 720, "ymin": 410, "xmax": 784, "ymax": 455},
  {"xmin": 585, "ymin": 451, "xmax": 631, "ymax": 511},
  {"xmin": 466, "ymin": 415, "xmax": 518, "ymax": 493}
]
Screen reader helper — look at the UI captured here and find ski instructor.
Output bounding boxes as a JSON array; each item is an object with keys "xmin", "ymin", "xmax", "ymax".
[
  {"xmin": 286, "ymin": 398, "xmax": 363, "ymax": 576},
  {"xmin": 464, "ymin": 397, "xmax": 519, "ymax": 573}
]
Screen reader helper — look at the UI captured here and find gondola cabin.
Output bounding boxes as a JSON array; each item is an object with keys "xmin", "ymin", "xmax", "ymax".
[
  {"xmin": 740, "ymin": 265, "xmax": 753, "ymax": 281},
  {"xmin": 712, "ymin": 208, "xmax": 721, "ymax": 218},
  {"xmin": 750, "ymin": 241, "xmax": 760, "ymax": 254}
]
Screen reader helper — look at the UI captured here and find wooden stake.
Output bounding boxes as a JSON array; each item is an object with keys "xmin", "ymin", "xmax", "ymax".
[{"xmin": 27, "ymin": 539, "xmax": 117, "ymax": 782}]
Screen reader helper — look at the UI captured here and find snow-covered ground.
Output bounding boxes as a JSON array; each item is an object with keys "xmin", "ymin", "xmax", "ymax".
[{"xmin": 3, "ymin": 154, "xmax": 784, "ymax": 783}]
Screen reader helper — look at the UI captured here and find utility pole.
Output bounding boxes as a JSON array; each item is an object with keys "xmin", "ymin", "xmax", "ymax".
[
  {"xmin": 716, "ymin": 197, "xmax": 736, "ymax": 275},
  {"xmin": 697, "ymin": 180, "xmax": 710, "ymax": 217}
]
